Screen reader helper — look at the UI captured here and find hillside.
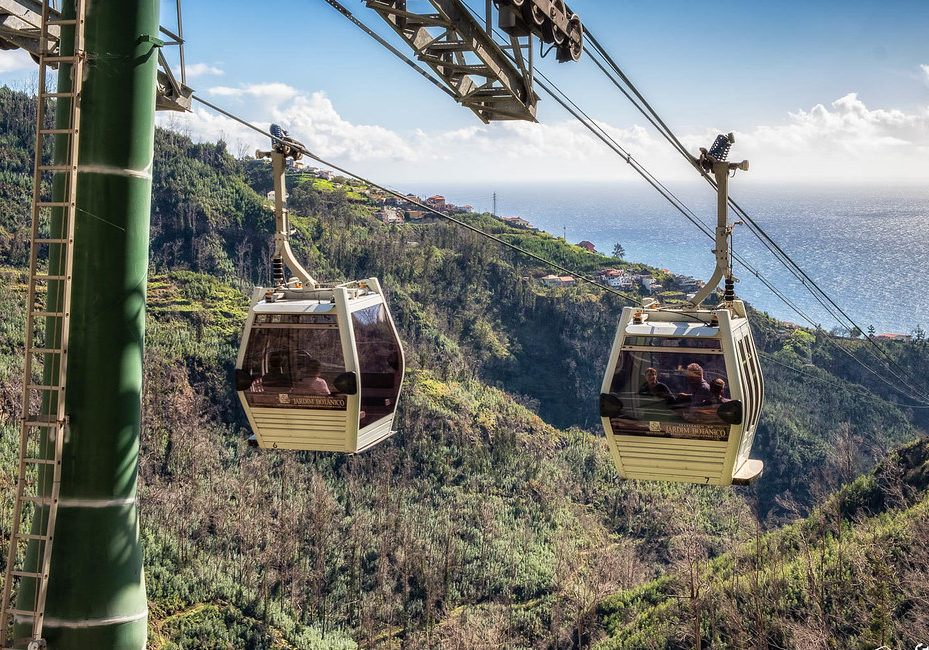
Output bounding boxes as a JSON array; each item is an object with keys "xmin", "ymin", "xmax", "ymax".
[
  {"xmin": 0, "ymin": 86, "xmax": 927, "ymax": 647},
  {"xmin": 595, "ymin": 436, "xmax": 929, "ymax": 649}
]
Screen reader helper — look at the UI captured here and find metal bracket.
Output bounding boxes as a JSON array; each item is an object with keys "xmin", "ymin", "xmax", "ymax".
[
  {"xmin": 0, "ymin": 0, "xmax": 193, "ymax": 112},
  {"xmin": 365, "ymin": 0, "xmax": 538, "ymax": 122}
]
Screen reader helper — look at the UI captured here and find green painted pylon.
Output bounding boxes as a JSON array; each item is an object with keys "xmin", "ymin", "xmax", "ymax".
[{"xmin": 14, "ymin": 0, "xmax": 158, "ymax": 647}]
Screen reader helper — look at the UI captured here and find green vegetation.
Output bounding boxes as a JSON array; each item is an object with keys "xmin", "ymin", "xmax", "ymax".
[
  {"xmin": 595, "ymin": 437, "xmax": 929, "ymax": 649},
  {"xmin": 0, "ymin": 87, "xmax": 927, "ymax": 647}
]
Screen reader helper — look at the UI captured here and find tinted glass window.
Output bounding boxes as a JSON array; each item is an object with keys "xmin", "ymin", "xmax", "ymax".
[
  {"xmin": 352, "ymin": 304, "xmax": 403, "ymax": 428},
  {"xmin": 607, "ymin": 349, "xmax": 732, "ymax": 441},
  {"xmin": 241, "ymin": 315, "xmax": 348, "ymax": 411},
  {"xmin": 624, "ymin": 336, "xmax": 721, "ymax": 349},
  {"xmin": 738, "ymin": 338, "xmax": 753, "ymax": 423}
]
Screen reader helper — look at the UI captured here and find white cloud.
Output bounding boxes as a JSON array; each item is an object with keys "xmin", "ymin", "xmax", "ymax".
[
  {"xmin": 160, "ymin": 85, "xmax": 929, "ymax": 185},
  {"xmin": 735, "ymin": 93, "xmax": 929, "ymax": 181},
  {"xmin": 185, "ymin": 63, "xmax": 223, "ymax": 78},
  {"xmin": 0, "ymin": 49, "xmax": 34, "ymax": 74},
  {"xmin": 207, "ymin": 82, "xmax": 299, "ymax": 106},
  {"xmin": 207, "ymin": 86, "xmax": 245, "ymax": 97},
  {"xmin": 921, "ymin": 64, "xmax": 929, "ymax": 86}
]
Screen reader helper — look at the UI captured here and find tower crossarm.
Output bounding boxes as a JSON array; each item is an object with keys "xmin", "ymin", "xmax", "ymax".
[{"xmin": 364, "ymin": 0, "xmax": 538, "ymax": 123}]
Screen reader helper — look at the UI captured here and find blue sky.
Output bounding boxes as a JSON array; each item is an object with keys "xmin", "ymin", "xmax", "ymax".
[{"xmin": 2, "ymin": 0, "xmax": 928, "ymax": 184}]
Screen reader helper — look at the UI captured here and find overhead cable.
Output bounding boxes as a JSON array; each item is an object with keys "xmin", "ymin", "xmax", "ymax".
[
  {"xmin": 191, "ymin": 94, "xmax": 644, "ymax": 306},
  {"xmin": 281, "ymin": 0, "xmax": 929, "ymax": 405},
  {"xmin": 582, "ymin": 25, "xmax": 925, "ymax": 391}
]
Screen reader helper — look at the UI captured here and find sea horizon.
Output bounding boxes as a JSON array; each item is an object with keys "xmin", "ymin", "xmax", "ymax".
[{"xmin": 391, "ymin": 180, "xmax": 929, "ymax": 336}]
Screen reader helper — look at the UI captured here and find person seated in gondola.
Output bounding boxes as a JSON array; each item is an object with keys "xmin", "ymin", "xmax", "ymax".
[
  {"xmin": 639, "ymin": 367, "xmax": 672, "ymax": 402},
  {"xmin": 261, "ymin": 351, "xmax": 292, "ymax": 389},
  {"xmin": 673, "ymin": 363, "xmax": 713, "ymax": 409},
  {"xmin": 709, "ymin": 378, "xmax": 729, "ymax": 404},
  {"xmin": 297, "ymin": 356, "xmax": 331, "ymax": 396}
]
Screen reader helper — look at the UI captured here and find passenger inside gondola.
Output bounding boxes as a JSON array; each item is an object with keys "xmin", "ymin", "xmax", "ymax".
[
  {"xmin": 297, "ymin": 356, "xmax": 330, "ymax": 395},
  {"xmin": 639, "ymin": 367, "xmax": 672, "ymax": 401},
  {"xmin": 710, "ymin": 378, "xmax": 729, "ymax": 404},
  {"xmin": 608, "ymin": 349, "xmax": 732, "ymax": 433},
  {"xmin": 261, "ymin": 351, "xmax": 292, "ymax": 389}
]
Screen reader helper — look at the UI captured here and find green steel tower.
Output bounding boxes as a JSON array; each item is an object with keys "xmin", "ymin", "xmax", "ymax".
[{"xmin": 10, "ymin": 1, "xmax": 159, "ymax": 647}]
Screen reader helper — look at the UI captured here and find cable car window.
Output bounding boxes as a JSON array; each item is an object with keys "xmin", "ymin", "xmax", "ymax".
[
  {"xmin": 747, "ymin": 337, "xmax": 763, "ymax": 424},
  {"xmin": 607, "ymin": 349, "xmax": 732, "ymax": 441},
  {"xmin": 352, "ymin": 304, "xmax": 402, "ymax": 428},
  {"xmin": 738, "ymin": 337, "xmax": 753, "ymax": 418},
  {"xmin": 241, "ymin": 320, "xmax": 348, "ymax": 410},
  {"xmin": 623, "ymin": 336, "xmax": 722, "ymax": 349}
]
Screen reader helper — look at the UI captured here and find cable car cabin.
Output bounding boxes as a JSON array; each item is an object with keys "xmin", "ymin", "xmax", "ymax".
[
  {"xmin": 599, "ymin": 302, "xmax": 764, "ymax": 486},
  {"xmin": 235, "ymin": 277, "xmax": 404, "ymax": 452}
]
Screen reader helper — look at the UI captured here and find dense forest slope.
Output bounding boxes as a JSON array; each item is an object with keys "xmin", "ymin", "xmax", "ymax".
[
  {"xmin": 0, "ymin": 87, "xmax": 927, "ymax": 647},
  {"xmin": 596, "ymin": 436, "xmax": 929, "ymax": 649}
]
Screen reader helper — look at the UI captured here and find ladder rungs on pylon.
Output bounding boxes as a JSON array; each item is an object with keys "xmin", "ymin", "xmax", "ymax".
[
  {"xmin": 13, "ymin": 533, "xmax": 51, "ymax": 542},
  {"xmin": 36, "ymin": 164, "xmax": 75, "ymax": 172},
  {"xmin": 2, "ymin": 1, "xmax": 86, "ymax": 645},
  {"xmin": 22, "ymin": 458, "xmax": 57, "ymax": 466},
  {"xmin": 21, "ymin": 496, "xmax": 55, "ymax": 505},
  {"xmin": 5, "ymin": 608, "xmax": 40, "ymax": 617}
]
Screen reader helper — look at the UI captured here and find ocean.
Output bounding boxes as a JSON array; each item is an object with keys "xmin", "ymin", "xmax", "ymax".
[{"xmin": 403, "ymin": 182, "xmax": 929, "ymax": 335}]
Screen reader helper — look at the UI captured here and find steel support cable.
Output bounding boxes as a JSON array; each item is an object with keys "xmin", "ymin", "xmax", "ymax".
[
  {"xmin": 191, "ymin": 94, "xmax": 646, "ymax": 306},
  {"xmin": 291, "ymin": 0, "xmax": 929, "ymax": 402},
  {"xmin": 582, "ymin": 30, "xmax": 927, "ymax": 393},
  {"xmin": 585, "ymin": 31, "xmax": 693, "ymax": 161},
  {"xmin": 317, "ymin": 0, "xmax": 457, "ymax": 101},
  {"xmin": 191, "ymin": 99, "xmax": 929, "ymax": 404},
  {"xmin": 759, "ymin": 350, "xmax": 929, "ymax": 410},
  {"xmin": 726, "ymin": 193, "xmax": 920, "ymax": 383},
  {"xmin": 417, "ymin": 1, "xmax": 929, "ymax": 402},
  {"xmin": 585, "ymin": 44, "xmax": 692, "ymax": 163},
  {"xmin": 188, "ymin": 111, "xmax": 925, "ymax": 407},
  {"xmin": 317, "ymin": 0, "xmax": 740, "ymax": 309},
  {"xmin": 529, "ymin": 74, "xmax": 823, "ymax": 325}
]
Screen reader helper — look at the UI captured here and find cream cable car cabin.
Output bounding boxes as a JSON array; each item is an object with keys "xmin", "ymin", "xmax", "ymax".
[
  {"xmin": 600, "ymin": 134, "xmax": 764, "ymax": 486},
  {"xmin": 235, "ymin": 126, "xmax": 405, "ymax": 452}
]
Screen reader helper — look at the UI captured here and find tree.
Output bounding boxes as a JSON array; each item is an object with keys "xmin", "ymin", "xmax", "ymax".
[
  {"xmin": 867, "ymin": 325, "xmax": 876, "ymax": 337},
  {"xmin": 612, "ymin": 243, "xmax": 625, "ymax": 260},
  {"xmin": 913, "ymin": 324, "xmax": 926, "ymax": 347}
]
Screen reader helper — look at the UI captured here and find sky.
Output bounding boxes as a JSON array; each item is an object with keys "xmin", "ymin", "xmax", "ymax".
[{"xmin": 1, "ymin": 0, "xmax": 928, "ymax": 186}]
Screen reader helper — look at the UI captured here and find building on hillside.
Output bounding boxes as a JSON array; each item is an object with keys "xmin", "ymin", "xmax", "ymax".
[
  {"xmin": 317, "ymin": 170, "xmax": 334, "ymax": 181},
  {"xmin": 638, "ymin": 275, "xmax": 658, "ymax": 292},
  {"xmin": 578, "ymin": 240, "xmax": 596, "ymax": 253},
  {"xmin": 375, "ymin": 208, "xmax": 403, "ymax": 224},
  {"xmin": 426, "ymin": 195, "xmax": 447, "ymax": 210},
  {"xmin": 876, "ymin": 333, "xmax": 912, "ymax": 342},
  {"xmin": 606, "ymin": 275, "xmax": 634, "ymax": 289},
  {"xmin": 500, "ymin": 216, "xmax": 533, "ymax": 229},
  {"xmin": 538, "ymin": 274, "xmax": 576, "ymax": 287}
]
